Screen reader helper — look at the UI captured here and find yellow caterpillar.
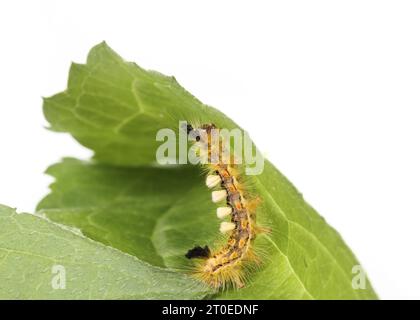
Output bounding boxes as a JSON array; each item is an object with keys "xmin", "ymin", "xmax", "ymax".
[{"xmin": 185, "ymin": 123, "xmax": 266, "ymax": 289}]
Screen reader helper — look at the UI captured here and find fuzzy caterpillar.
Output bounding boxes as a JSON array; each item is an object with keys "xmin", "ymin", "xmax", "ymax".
[{"xmin": 184, "ymin": 123, "xmax": 265, "ymax": 289}]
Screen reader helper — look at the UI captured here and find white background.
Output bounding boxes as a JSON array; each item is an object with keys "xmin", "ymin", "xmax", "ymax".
[{"xmin": 0, "ymin": 1, "xmax": 419, "ymax": 299}]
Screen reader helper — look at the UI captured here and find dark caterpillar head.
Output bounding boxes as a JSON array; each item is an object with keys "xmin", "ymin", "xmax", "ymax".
[
  {"xmin": 185, "ymin": 123, "xmax": 202, "ymax": 142},
  {"xmin": 186, "ymin": 123, "xmax": 194, "ymax": 135},
  {"xmin": 185, "ymin": 245, "xmax": 211, "ymax": 259},
  {"xmin": 186, "ymin": 123, "xmax": 218, "ymax": 142}
]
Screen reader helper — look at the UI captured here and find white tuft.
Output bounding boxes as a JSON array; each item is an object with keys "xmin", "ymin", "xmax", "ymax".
[
  {"xmin": 206, "ymin": 175, "xmax": 221, "ymax": 188},
  {"xmin": 217, "ymin": 207, "xmax": 232, "ymax": 219},
  {"xmin": 212, "ymin": 190, "xmax": 227, "ymax": 203},
  {"xmin": 220, "ymin": 222, "xmax": 235, "ymax": 233}
]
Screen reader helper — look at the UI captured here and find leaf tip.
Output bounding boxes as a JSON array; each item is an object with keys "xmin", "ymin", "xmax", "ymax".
[{"xmin": 86, "ymin": 41, "xmax": 121, "ymax": 66}]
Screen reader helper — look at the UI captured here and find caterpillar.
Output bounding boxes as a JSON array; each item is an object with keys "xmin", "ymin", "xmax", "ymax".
[{"xmin": 184, "ymin": 123, "xmax": 266, "ymax": 289}]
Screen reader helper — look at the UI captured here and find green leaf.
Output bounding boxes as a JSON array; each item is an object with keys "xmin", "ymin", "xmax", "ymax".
[
  {"xmin": 44, "ymin": 42, "xmax": 233, "ymax": 166},
  {"xmin": 0, "ymin": 204, "xmax": 208, "ymax": 299},
  {"xmin": 41, "ymin": 42, "xmax": 378, "ymax": 299},
  {"xmin": 37, "ymin": 158, "xmax": 220, "ymax": 270}
]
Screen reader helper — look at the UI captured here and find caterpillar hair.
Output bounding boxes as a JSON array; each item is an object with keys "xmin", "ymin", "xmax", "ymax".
[{"xmin": 184, "ymin": 122, "xmax": 267, "ymax": 289}]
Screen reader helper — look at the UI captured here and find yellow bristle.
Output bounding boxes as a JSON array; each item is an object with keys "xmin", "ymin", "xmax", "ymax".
[{"xmin": 186, "ymin": 122, "xmax": 264, "ymax": 290}]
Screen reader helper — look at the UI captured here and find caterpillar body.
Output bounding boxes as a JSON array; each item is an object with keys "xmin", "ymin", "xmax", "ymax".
[{"xmin": 184, "ymin": 123, "xmax": 266, "ymax": 289}]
